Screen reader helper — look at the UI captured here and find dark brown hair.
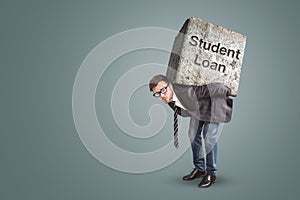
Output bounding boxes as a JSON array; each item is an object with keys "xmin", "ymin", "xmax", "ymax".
[{"xmin": 149, "ymin": 74, "xmax": 170, "ymax": 91}]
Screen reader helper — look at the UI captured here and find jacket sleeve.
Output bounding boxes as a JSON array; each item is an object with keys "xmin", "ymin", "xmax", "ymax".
[{"xmin": 193, "ymin": 83, "xmax": 232, "ymax": 99}]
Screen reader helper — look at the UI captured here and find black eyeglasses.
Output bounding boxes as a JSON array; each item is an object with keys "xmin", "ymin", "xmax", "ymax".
[{"xmin": 153, "ymin": 83, "xmax": 169, "ymax": 98}]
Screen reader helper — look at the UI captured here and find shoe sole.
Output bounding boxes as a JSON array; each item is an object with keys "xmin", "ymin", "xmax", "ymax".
[
  {"xmin": 198, "ymin": 180, "xmax": 216, "ymax": 188},
  {"xmin": 182, "ymin": 174, "xmax": 206, "ymax": 181}
]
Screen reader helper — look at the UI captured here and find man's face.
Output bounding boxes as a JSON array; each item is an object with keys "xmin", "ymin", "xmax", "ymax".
[{"xmin": 152, "ymin": 81, "xmax": 173, "ymax": 103}]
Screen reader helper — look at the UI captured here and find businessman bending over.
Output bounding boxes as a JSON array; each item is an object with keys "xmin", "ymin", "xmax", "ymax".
[{"xmin": 149, "ymin": 74, "xmax": 233, "ymax": 188}]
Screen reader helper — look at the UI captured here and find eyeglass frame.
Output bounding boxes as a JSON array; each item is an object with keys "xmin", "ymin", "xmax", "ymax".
[{"xmin": 152, "ymin": 83, "xmax": 169, "ymax": 98}]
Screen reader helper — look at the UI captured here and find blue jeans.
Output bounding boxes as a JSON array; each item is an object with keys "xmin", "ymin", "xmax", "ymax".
[{"xmin": 188, "ymin": 117, "xmax": 219, "ymax": 175}]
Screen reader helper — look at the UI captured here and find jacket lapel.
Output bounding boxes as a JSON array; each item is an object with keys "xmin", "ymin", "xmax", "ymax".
[{"xmin": 172, "ymin": 84, "xmax": 199, "ymax": 113}]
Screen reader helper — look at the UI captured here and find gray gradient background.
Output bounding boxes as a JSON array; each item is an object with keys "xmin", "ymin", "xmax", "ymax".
[{"xmin": 1, "ymin": 0, "xmax": 300, "ymax": 199}]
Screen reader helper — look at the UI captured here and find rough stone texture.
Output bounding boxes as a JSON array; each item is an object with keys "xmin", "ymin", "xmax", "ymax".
[{"xmin": 166, "ymin": 17, "xmax": 247, "ymax": 96}]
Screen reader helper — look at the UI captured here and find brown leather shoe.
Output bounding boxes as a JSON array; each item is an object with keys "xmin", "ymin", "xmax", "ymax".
[
  {"xmin": 198, "ymin": 174, "xmax": 216, "ymax": 188},
  {"xmin": 182, "ymin": 168, "xmax": 206, "ymax": 181}
]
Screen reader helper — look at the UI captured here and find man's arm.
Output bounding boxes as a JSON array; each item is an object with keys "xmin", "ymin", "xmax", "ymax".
[{"xmin": 193, "ymin": 83, "xmax": 232, "ymax": 99}]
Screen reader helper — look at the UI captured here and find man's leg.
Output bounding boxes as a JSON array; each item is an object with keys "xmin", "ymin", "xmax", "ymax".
[
  {"xmin": 190, "ymin": 119, "xmax": 206, "ymax": 171},
  {"xmin": 203, "ymin": 122, "xmax": 219, "ymax": 175},
  {"xmin": 182, "ymin": 117, "xmax": 206, "ymax": 181},
  {"xmin": 198, "ymin": 122, "xmax": 219, "ymax": 188}
]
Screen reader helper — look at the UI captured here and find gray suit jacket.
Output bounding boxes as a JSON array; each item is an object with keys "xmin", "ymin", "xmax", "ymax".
[{"xmin": 168, "ymin": 83, "xmax": 233, "ymax": 123}]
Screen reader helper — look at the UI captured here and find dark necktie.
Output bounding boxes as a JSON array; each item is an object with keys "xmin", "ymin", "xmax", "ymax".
[{"xmin": 171, "ymin": 101, "xmax": 179, "ymax": 149}]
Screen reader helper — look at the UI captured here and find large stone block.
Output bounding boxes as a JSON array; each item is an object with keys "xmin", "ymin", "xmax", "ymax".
[{"xmin": 166, "ymin": 17, "xmax": 247, "ymax": 96}]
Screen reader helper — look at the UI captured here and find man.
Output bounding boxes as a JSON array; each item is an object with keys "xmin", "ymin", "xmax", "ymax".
[{"xmin": 149, "ymin": 74, "xmax": 233, "ymax": 188}]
